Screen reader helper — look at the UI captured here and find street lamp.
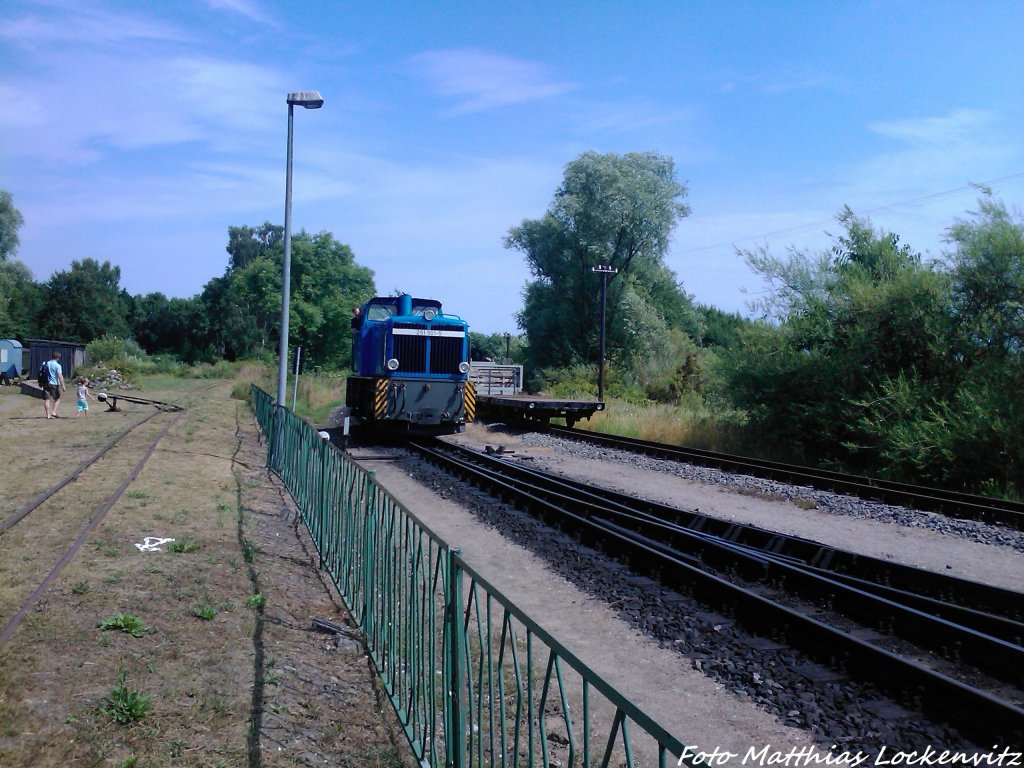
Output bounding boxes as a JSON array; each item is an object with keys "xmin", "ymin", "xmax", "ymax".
[
  {"xmin": 591, "ymin": 264, "xmax": 618, "ymax": 402},
  {"xmin": 276, "ymin": 91, "xmax": 323, "ymax": 411}
]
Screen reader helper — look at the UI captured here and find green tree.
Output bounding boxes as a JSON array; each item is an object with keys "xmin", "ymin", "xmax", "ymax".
[
  {"xmin": 0, "ymin": 260, "xmax": 42, "ymax": 340},
  {"xmin": 226, "ymin": 223, "xmax": 283, "ymax": 272},
  {"xmin": 0, "ymin": 189, "xmax": 33, "ymax": 338},
  {"xmin": 201, "ymin": 225, "xmax": 375, "ymax": 369},
  {"xmin": 726, "ymin": 211, "xmax": 953, "ymax": 468},
  {"xmin": 697, "ymin": 305, "xmax": 751, "ymax": 349},
  {"xmin": 505, "ymin": 151, "xmax": 695, "ymax": 387},
  {"xmin": 0, "ymin": 189, "xmax": 24, "ymax": 262},
  {"xmin": 128, "ymin": 292, "xmax": 208, "ymax": 358},
  {"xmin": 863, "ymin": 198, "xmax": 1024, "ymax": 493},
  {"xmin": 948, "ymin": 197, "xmax": 1024, "ymax": 364},
  {"xmin": 39, "ymin": 258, "xmax": 130, "ymax": 342},
  {"xmin": 470, "ymin": 332, "xmax": 526, "ymax": 363},
  {"xmin": 286, "ymin": 231, "xmax": 375, "ymax": 369}
]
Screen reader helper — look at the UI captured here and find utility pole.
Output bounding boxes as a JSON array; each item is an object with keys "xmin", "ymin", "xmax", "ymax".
[{"xmin": 591, "ymin": 265, "xmax": 618, "ymax": 402}]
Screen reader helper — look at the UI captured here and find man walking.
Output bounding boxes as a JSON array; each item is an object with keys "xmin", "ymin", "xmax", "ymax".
[{"xmin": 43, "ymin": 352, "xmax": 66, "ymax": 419}]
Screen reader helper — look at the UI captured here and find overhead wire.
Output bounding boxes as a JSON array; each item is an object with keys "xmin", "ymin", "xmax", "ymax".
[{"xmin": 678, "ymin": 172, "xmax": 1024, "ymax": 256}]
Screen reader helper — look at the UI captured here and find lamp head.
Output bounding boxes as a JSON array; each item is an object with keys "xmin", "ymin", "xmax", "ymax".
[{"xmin": 287, "ymin": 91, "xmax": 324, "ymax": 109}]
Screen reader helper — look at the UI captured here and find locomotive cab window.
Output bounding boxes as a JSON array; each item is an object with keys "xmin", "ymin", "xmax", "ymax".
[
  {"xmin": 411, "ymin": 300, "xmax": 442, "ymax": 318},
  {"xmin": 366, "ymin": 304, "xmax": 395, "ymax": 321}
]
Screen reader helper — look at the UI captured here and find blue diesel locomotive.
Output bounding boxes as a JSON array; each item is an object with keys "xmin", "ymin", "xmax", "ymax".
[{"xmin": 346, "ymin": 294, "xmax": 476, "ymax": 433}]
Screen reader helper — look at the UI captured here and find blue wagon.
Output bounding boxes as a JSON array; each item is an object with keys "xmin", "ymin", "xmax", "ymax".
[{"xmin": 0, "ymin": 339, "xmax": 23, "ymax": 384}]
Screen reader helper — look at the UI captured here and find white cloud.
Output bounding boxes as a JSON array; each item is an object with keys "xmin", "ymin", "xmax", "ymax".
[
  {"xmin": 576, "ymin": 99, "xmax": 696, "ymax": 135},
  {"xmin": 861, "ymin": 109, "xmax": 1011, "ymax": 182},
  {"xmin": 869, "ymin": 109, "xmax": 993, "ymax": 145},
  {"xmin": 1, "ymin": 51, "xmax": 285, "ymax": 164},
  {"xmin": 716, "ymin": 68, "xmax": 840, "ymax": 96},
  {"xmin": 207, "ymin": 0, "xmax": 276, "ymax": 26},
  {"xmin": 410, "ymin": 48, "xmax": 576, "ymax": 115},
  {"xmin": 0, "ymin": 4, "xmax": 189, "ymax": 48}
]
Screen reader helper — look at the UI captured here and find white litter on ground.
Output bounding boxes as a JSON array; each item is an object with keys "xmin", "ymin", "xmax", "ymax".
[{"xmin": 135, "ymin": 536, "xmax": 175, "ymax": 552}]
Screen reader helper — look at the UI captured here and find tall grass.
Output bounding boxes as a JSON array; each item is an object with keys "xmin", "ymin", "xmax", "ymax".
[
  {"xmin": 228, "ymin": 365, "xmax": 346, "ymax": 425},
  {"xmin": 290, "ymin": 374, "xmax": 347, "ymax": 424},
  {"xmin": 580, "ymin": 396, "xmax": 753, "ymax": 454}
]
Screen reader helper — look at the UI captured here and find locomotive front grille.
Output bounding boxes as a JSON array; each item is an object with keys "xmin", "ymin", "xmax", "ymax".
[
  {"xmin": 430, "ymin": 336, "xmax": 463, "ymax": 374},
  {"xmin": 391, "ymin": 324, "xmax": 465, "ymax": 375},
  {"xmin": 392, "ymin": 332, "xmax": 427, "ymax": 374}
]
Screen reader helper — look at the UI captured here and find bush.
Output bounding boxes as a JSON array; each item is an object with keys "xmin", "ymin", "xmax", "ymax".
[
  {"xmin": 230, "ymin": 381, "xmax": 253, "ymax": 402},
  {"xmin": 184, "ymin": 360, "xmax": 240, "ymax": 379},
  {"xmin": 148, "ymin": 355, "xmax": 186, "ymax": 375},
  {"xmin": 86, "ymin": 334, "xmax": 147, "ymax": 365}
]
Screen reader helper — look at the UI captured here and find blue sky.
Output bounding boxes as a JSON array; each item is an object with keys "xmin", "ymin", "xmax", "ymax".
[{"xmin": 2, "ymin": 1, "xmax": 1023, "ymax": 334}]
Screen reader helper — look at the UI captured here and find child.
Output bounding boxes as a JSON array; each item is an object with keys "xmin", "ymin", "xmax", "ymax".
[{"xmin": 76, "ymin": 377, "xmax": 95, "ymax": 416}]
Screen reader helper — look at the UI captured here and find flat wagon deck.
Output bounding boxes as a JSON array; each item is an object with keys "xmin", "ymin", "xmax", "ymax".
[{"xmin": 475, "ymin": 392, "xmax": 604, "ymax": 428}]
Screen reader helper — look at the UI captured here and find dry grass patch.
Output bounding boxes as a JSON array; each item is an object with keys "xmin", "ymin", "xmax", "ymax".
[
  {"xmin": 0, "ymin": 380, "xmax": 251, "ymax": 765},
  {"xmin": 0, "ymin": 376, "xmax": 411, "ymax": 767}
]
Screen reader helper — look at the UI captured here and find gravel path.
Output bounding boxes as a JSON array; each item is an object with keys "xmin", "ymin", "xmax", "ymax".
[
  {"xmin": 507, "ymin": 430, "xmax": 1024, "ymax": 590},
  {"xmin": 357, "ymin": 425, "xmax": 1024, "ymax": 758}
]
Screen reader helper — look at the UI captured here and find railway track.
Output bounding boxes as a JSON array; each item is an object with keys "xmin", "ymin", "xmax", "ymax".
[
  {"xmin": 547, "ymin": 426, "xmax": 1024, "ymax": 531},
  {"xmin": 409, "ymin": 438, "xmax": 1024, "ymax": 747},
  {"xmin": 0, "ymin": 402, "xmax": 185, "ymax": 645}
]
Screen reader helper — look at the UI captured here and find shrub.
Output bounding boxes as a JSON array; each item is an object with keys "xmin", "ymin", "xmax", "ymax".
[
  {"xmin": 86, "ymin": 334, "xmax": 147, "ymax": 365},
  {"xmin": 148, "ymin": 355, "xmax": 186, "ymax": 375}
]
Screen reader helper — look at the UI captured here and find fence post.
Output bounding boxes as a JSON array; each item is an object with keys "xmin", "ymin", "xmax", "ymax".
[
  {"xmin": 447, "ymin": 549, "xmax": 466, "ymax": 768},
  {"xmin": 268, "ymin": 404, "xmax": 281, "ymax": 471},
  {"xmin": 318, "ymin": 434, "xmax": 330, "ymax": 570},
  {"xmin": 362, "ymin": 471, "xmax": 377, "ymax": 637}
]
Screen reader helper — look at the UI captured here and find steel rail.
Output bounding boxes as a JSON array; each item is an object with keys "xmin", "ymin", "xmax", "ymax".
[
  {"xmin": 548, "ymin": 426, "xmax": 1024, "ymax": 530},
  {"xmin": 417, "ymin": 442, "xmax": 1024, "ymax": 682},
  {"xmin": 0, "ymin": 413, "xmax": 182, "ymax": 646},
  {"xmin": 597, "ymin": 516, "xmax": 1024, "ymax": 682},
  {"xmin": 443, "ymin": 439, "xmax": 1024, "ymax": 622},
  {"xmin": 467, "ymin": 443, "xmax": 1024, "ymax": 641},
  {"xmin": 409, "ymin": 440, "xmax": 1024, "ymax": 746},
  {"xmin": 0, "ymin": 410, "xmax": 163, "ymax": 535},
  {"xmin": 787, "ymin": 565, "xmax": 1024, "ymax": 644}
]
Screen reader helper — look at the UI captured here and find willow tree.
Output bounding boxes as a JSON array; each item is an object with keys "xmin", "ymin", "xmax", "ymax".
[{"xmin": 505, "ymin": 151, "xmax": 697, "ymax": 387}]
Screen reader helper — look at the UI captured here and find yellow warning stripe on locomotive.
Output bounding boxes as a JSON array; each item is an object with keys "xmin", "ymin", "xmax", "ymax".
[
  {"xmin": 373, "ymin": 378, "xmax": 388, "ymax": 420},
  {"xmin": 464, "ymin": 381, "xmax": 476, "ymax": 422}
]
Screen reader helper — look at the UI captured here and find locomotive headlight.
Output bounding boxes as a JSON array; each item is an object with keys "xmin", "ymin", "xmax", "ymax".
[
  {"xmin": 423, "ymin": 308, "xmax": 437, "ymax": 320},
  {"xmin": 458, "ymin": 361, "xmax": 470, "ymax": 373},
  {"xmin": 386, "ymin": 358, "xmax": 400, "ymax": 371}
]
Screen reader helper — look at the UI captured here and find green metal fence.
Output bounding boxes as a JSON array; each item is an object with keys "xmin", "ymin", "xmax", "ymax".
[{"xmin": 252, "ymin": 386, "xmax": 689, "ymax": 768}]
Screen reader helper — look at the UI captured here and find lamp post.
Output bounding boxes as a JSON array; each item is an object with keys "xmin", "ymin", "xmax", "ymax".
[
  {"xmin": 276, "ymin": 91, "xmax": 323, "ymax": 410},
  {"xmin": 590, "ymin": 265, "xmax": 618, "ymax": 402}
]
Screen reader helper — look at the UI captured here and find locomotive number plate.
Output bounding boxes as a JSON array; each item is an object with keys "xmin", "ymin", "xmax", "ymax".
[{"xmin": 392, "ymin": 328, "xmax": 466, "ymax": 338}]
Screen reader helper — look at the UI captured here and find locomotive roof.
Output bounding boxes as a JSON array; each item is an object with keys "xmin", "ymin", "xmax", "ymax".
[
  {"xmin": 364, "ymin": 296, "xmax": 441, "ymax": 310},
  {"xmin": 360, "ymin": 295, "xmax": 466, "ymax": 324}
]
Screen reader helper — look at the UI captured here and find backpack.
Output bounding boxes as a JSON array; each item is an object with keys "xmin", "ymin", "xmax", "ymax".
[{"xmin": 38, "ymin": 362, "xmax": 48, "ymax": 387}]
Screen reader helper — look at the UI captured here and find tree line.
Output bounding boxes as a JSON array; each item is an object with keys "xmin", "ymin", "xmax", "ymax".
[
  {"xmin": 0, "ymin": 210, "xmax": 375, "ymax": 371},
  {"xmin": 3, "ymin": 157, "xmax": 1022, "ymax": 495},
  {"xmin": 503, "ymin": 156, "xmax": 1023, "ymax": 496}
]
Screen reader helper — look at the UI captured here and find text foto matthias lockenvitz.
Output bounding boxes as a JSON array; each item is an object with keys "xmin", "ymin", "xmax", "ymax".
[{"xmin": 677, "ymin": 745, "xmax": 1023, "ymax": 767}]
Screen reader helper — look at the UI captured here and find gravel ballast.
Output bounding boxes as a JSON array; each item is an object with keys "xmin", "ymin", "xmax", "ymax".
[{"xmin": 356, "ymin": 427, "xmax": 1024, "ymax": 758}]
